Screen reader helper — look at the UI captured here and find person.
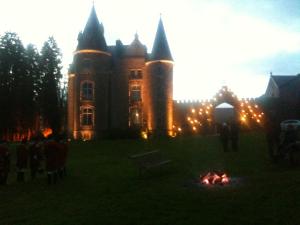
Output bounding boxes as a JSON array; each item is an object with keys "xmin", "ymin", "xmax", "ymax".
[
  {"xmin": 29, "ymin": 138, "xmax": 43, "ymax": 180},
  {"xmin": 264, "ymin": 111, "xmax": 280, "ymax": 161},
  {"xmin": 230, "ymin": 121, "xmax": 239, "ymax": 152},
  {"xmin": 0, "ymin": 140, "xmax": 10, "ymax": 185},
  {"xmin": 58, "ymin": 137, "xmax": 68, "ymax": 178},
  {"xmin": 219, "ymin": 123, "xmax": 230, "ymax": 152},
  {"xmin": 44, "ymin": 136, "xmax": 60, "ymax": 185},
  {"xmin": 16, "ymin": 138, "xmax": 29, "ymax": 182}
]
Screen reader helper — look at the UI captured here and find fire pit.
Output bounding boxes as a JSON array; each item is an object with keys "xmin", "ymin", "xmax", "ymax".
[
  {"xmin": 200, "ymin": 171, "xmax": 229, "ymax": 185},
  {"xmin": 183, "ymin": 171, "xmax": 243, "ymax": 189},
  {"xmin": 187, "ymin": 171, "xmax": 244, "ymax": 189}
]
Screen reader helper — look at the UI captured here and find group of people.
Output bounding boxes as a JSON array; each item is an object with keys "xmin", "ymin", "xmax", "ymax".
[
  {"xmin": 218, "ymin": 121, "xmax": 239, "ymax": 152},
  {"xmin": 0, "ymin": 135, "xmax": 69, "ymax": 185}
]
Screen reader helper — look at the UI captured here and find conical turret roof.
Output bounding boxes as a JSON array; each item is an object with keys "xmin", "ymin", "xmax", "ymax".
[
  {"xmin": 150, "ymin": 18, "xmax": 173, "ymax": 61},
  {"xmin": 76, "ymin": 6, "xmax": 107, "ymax": 51}
]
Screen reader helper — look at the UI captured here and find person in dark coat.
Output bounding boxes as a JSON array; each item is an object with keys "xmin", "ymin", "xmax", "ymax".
[
  {"xmin": 16, "ymin": 139, "xmax": 29, "ymax": 182},
  {"xmin": 230, "ymin": 121, "xmax": 240, "ymax": 152},
  {"xmin": 44, "ymin": 137, "xmax": 60, "ymax": 185},
  {"xmin": 0, "ymin": 140, "xmax": 10, "ymax": 185},
  {"xmin": 58, "ymin": 138, "xmax": 68, "ymax": 178},
  {"xmin": 29, "ymin": 139, "xmax": 43, "ymax": 180},
  {"xmin": 219, "ymin": 123, "xmax": 230, "ymax": 152}
]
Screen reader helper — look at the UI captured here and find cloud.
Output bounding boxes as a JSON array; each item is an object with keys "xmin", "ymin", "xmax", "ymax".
[{"xmin": 239, "ymin": 52, "xmax": 300, "ymax": 75}]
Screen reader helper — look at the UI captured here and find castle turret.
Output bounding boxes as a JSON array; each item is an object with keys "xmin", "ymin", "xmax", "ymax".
[
  {"xmin": 68, "ymin": 5, "xmax": 112, "ymax": 140},
  {"xmin": 76, "ymin": 5, "xmax": 107, "ymax": 51},
  {"xmin": 145, "ymin": 18, "xmax": 174, "ymax": 136}
]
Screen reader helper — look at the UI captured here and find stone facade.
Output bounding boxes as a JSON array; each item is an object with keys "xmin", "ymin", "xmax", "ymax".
[{"xmin": 68, "ymin": 6, "xmax": 173, "ymax": 140}]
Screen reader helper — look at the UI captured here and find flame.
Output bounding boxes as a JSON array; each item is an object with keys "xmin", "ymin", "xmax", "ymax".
[
  {"xmin": 42, "ymin": 128, "xmax": 52, "ymax": 138},
  {"xmin": 200, "ymin": 172, "xmax": 229, "ymax": 185}
]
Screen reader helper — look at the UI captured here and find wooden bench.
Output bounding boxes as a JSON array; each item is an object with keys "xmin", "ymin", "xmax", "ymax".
[{"xmin": 129, "ymin": 150, "xmax": 171, "ymax": 174}]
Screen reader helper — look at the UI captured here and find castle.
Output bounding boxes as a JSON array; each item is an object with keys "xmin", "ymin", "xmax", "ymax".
[{"xmin": 67, "ymin": 6, "xmax": 174, "ymax": 140}]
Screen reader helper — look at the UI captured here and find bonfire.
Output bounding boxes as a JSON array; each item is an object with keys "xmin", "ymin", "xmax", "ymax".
[{"xmin": 200, "ymin": 171, "xmax": 229, "ymax": 185}]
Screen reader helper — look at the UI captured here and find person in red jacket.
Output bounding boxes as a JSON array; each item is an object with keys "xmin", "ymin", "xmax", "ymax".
[
  {"xmin": 0, "ymin": 140, "xmax": 10, "ymax": 185},
  {"xmin": 16, "ymin": 138, "xmax": 29, "ymax": 182}
]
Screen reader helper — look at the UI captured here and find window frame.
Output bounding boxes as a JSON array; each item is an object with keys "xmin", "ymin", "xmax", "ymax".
[
  {"xmin": 81, "ymin": 80, "xmax": 94, "ymax": 101},
  {"xmin": 80, "ymin": 106, "xmax": 94, "ymax": 127},
  {"xmin": 130, "ymin": 84, "xmax": 142, "ymax": 102},
  {"xmin": 129, "ymin": 69, "xmax": 142, "ymax": 80}
]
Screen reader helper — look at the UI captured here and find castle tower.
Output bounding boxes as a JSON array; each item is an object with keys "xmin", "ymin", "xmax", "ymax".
[
  {"xmin": 145, "ymin": 18, "xmax": 174, "ymax": 136},
  {"xmin": 68, "ymin": 7, "xmax": 174, "ymax": 139},
  {"xmin": 68, "ymin": 6, "xmax": 112, "ymax": 140}
]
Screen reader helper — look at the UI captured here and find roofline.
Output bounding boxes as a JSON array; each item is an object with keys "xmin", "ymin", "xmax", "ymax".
[
  {"xmin": 74, "ymin": 49, "xmax": 111, "ymax": 56},
  {"xmin": 270, "ymin": 76, "xmax": 279, "ymax": 89},
  {"xmin": 271, "ymin": 75, "xmax": 299, "ymax": 88},
  {"xmin": 145, "ymin": 60, "xmax": 174, "ymax": 66}
]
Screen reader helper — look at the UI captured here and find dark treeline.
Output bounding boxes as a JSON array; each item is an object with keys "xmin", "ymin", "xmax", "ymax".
[{"xmin": 0, "ymin": 32, "xmax": 65, "ymax": 141}]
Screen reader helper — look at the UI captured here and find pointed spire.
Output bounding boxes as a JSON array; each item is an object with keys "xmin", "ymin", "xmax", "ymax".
[
  {"xmin": 134, "ymin": 32, "xmax": 139, "ymax": 41},
  {"xmin": 131, "ymin": 32, "xmax": 142, "ymax": 46},
  {"xmin": 150, "ymin": 17, "xmax": 173, "ymax": 61},
  {"xmin": 76, "ymin": 5, "xmax": 107, "ymax": 51}
]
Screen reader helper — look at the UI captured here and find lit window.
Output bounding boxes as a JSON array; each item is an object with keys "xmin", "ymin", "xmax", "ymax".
[
  {"xmin": 130, "ymin": 85, "xmax": 141, "ymax": 102},
  {"xmin": 81, "ymin": 107, "xmax": 94, "ymax": 126},
  {"xmin": 129, "ymin": 107, "xmax": 141, "ymax": 126},
  {"xmin": 81, "ymin": 81, "xmax": 94, "ymax": 100}
]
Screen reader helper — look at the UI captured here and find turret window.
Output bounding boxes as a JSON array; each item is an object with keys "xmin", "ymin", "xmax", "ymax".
[
  {"xmin": 81, "ymin": 107, "xmax": 94, "ymax": 126},
  {"xmin": 129, "ymin": 69, "xmax": 142, "ymax": 79},
  {"xmin": 81, "ymin": 81, "xmax": 94, "ymax": 100}
]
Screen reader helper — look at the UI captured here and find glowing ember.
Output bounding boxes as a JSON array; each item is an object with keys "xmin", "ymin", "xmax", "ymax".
[{"xmin": 200, "ymin": 172, "xmax": 229, "ymax": 185}]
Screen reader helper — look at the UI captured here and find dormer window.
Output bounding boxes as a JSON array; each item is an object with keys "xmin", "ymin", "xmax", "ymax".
[
  {"xmin": 81, "ymin": 81, "xmax": 94, "ymax": 101},
  {"xmin": 129, "ymin": 69, "xmax": 142, "ymax": 79}
]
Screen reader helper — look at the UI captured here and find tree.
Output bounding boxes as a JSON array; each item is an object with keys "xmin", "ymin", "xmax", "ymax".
[
  {"xmin": 24, "ymin": 44, "xmax": 41, "ymax": 134},
  {"xmin": 0, "ymin": 32, "xmax": 27, "ymax": 140},
  {"xmin": 40, "ymin": 37, "xmax": 63, "ymax": 135}
]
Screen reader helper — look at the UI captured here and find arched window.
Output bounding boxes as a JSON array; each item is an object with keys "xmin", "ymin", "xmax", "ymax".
[
  {"xmin": 81, "ymin": 107, "xmax": 94, "ymax": 126},
  {"xmin": 81, "ymin": 81, "xmax": 94, "ymax": 100}
]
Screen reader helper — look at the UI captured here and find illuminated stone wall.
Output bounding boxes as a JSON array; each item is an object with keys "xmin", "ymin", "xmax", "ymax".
[{"xmin": 145, "ymin": 61, "xmax": 173, "ymax": 136}]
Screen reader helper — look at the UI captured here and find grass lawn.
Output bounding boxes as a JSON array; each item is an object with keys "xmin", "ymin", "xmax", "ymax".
[{"xmin": 1, "ymin": 132, "xmax": 300, "ymax": 225}]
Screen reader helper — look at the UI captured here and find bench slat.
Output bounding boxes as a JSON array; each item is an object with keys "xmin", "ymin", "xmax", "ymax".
[
  {"xmin": 130, "ymin": 150, "xmax": 159, "ymax": 159},
  {"xmin": 143, "ymin": 160, "xmax": 171, "ymax": 169}
]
